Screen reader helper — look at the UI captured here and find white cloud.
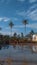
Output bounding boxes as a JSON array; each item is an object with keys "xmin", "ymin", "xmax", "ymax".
[
  {"xmin": 14, "ymin": 25, "xmax": 24, "ymax": 28},
  {"xmin": 1, "ymin": 29, "xmax": 20, "ymax": 35},
  {"xmin": 12, "ymin": 17, "xmax": 18, "ymax": 21},
  {"xmin": 3, "ymin": 23, "xmax": 37, "ymax": 29},
  {"xmin": 0, "ymin": 17, "xmax": 18, "ymax": 22},
  {"xmin": 30, "ymin": 4, "xmax": 37, "ymax": 9},
  {"xmin": 0, "ymin": 17, "xmax": 10, "ymax": 22},
  {"xmin": 1, "ymin": 31, "xmax": 10, "ymax": 35},
  {"xmin": 0, "ymin": 18, "xmax": 3, "ymax": 21},
  {"xmin": 17, "ymin": 0, "xmax": 25, "ymax": 2},
  {"xmin": 13, "ymin": 23, "xmax": 37, "ymax": 29},
  {"xmin": 5, "ymin": 27, "xmax": 18, "ymax": 31},
  {"xmin": 1, "ymin": 31, "xmax": 21, "ymax": 35},
  {"xmin": 14, "ymin": 24, "xmax": 37, "ymax": 29},
  {"xmin": 1, "ymin": 23, "xmax": 37, "ymax": 35},
  {"xmin": 27, "ymin": 23, "xmax": 37, "ymax": 29},
  {"xmin": 6, "ymin": 23, "xmax": 37, "ymax": 29},
  {"xmin": 17, "ymin": 4, "xmax": 37, "ymax": 21},
  {"xmin": 14, "ymin": 18, "xmax": 18, "ymax": 21},
  {"xmin": 28, "ymin": 9, "xmax": 37, "ymax": 21},
  {"xmin": 29, "ymin": 0, "xmax": 36, "ymax": 3},
  {"xmin": 17, "ymin": 10, "xmax": 26, "ymax": 17},
  {"xmin": 3, "ymin": 17, "xmax": 10, "ymax": 22}
]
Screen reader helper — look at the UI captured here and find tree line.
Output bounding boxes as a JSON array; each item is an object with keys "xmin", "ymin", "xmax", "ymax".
[{"xmin": 0, "ymin": 20, "xmax": 34, "ymax": 49}]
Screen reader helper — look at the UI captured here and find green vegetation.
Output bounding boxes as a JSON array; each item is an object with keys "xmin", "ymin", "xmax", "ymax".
[
  {"xmin": 23, "ymin": 20, "xmax": 28, "ymax": 34},
  {"xmin": 9, "ymin": 20, "xmax": 14, "ymax": 37},
  {"xmin": 0, "ymin": 19, "xmax": 35, "ymax": 49},
  {"xmin": 0, "ymin": 30, "xmax": 34, "ymax": 45}
]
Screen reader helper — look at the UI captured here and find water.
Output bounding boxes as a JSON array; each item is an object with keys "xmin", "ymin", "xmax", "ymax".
[{"xmin": 0, "ymin": 45, "xmax": 37, "ymax": 65}]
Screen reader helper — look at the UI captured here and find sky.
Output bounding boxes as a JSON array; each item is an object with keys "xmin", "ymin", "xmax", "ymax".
[{"xmin": 0, "ymin": 0, "xmax": 37, "ymax": 35}]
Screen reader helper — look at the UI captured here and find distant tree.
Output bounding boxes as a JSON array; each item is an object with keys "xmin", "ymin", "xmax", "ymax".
[
  {"xmin": 22, "ymin": 20, "xmax": 28, "ymax": 35},
  {"xmin": 13, "ymin": 33, "xmax": 17, "ymax": 38},
  {"xmin": 30, "ymin": 30, "xmax": 34, "ymax": 35},
  {"xmin": 28, "ymin": 30, "xmax": 34, "ymax": 40},
  {"xmin": 9, "ymin": 20, "xmax": 14, "ymax": 37},
  {"xmin": 17, "ymin": 34, "xmax": 20, "ymax": 39},
  {"xmin": 21, "ymin": 33, "xmax": 24, "ymax": 38}
]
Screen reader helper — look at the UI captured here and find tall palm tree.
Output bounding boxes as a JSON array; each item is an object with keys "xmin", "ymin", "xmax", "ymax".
[
  {"xmin": 9, "ymin": 20, "xmax": 14, "ymax": 37},
  {"xmin": 23, "ymin": 20, "xmax": 28, "ymax": 35}
]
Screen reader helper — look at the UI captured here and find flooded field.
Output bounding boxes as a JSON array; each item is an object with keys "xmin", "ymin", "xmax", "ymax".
[
  {"xmin": 0, "ymin": 45, "xmax": 37, "ymax": 65},
  {"xmin": 0, "ymin": 61, "xmax": 37, "ymax": 65}
]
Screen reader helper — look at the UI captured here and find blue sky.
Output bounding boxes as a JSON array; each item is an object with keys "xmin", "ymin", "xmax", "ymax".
[{"xmin": 0, "ymin": 0, "xmax": 37, "ymax": 35}]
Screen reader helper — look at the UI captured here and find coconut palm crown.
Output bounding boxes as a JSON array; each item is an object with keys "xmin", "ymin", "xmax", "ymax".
[
  {"xmin": 23, "ymin": 20, "xmax": 28, "ymax": 35},
  {"xmin": 9, "ymin": 20, "xmax": 14, "ymax": 36}
]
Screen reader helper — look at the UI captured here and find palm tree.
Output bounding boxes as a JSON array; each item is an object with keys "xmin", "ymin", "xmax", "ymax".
[
  {"xmin": 23, "ymin": 20, "xmax": 28, "ymax": 35},
  {"xmin": 9, "ymin": 20, "xmax": 14, "ymax": 37}
]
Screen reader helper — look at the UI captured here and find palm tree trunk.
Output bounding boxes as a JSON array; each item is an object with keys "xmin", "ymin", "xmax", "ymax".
[
  {"xmin": 25, "ymin": 25, "xmax": 26, "ymax": 35},
  {"xmin": 11, "ymin": 28, "xmax": 12, "ymax": 37},
  {"xmin": 10, "ymin": 28, "xmax": 12, "ymax": 43}
]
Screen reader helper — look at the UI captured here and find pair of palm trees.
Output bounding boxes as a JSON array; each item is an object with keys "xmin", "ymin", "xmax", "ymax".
[
  {"xmin": 9, "ymin": 20, "xmax": 28, "ymax": 36},
  {"xmin": 0, "ymin": 20, "xmax": 28, "ymax": 36}
]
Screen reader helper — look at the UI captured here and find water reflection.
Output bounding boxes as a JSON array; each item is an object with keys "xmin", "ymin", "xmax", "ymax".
[
  {"xmin": 3, "ymin": 45, "xmax": 9, "ymax": 49},
  {"xmin": 0, "ymin": 45, "xmax": 37, "ymax": 65}
]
